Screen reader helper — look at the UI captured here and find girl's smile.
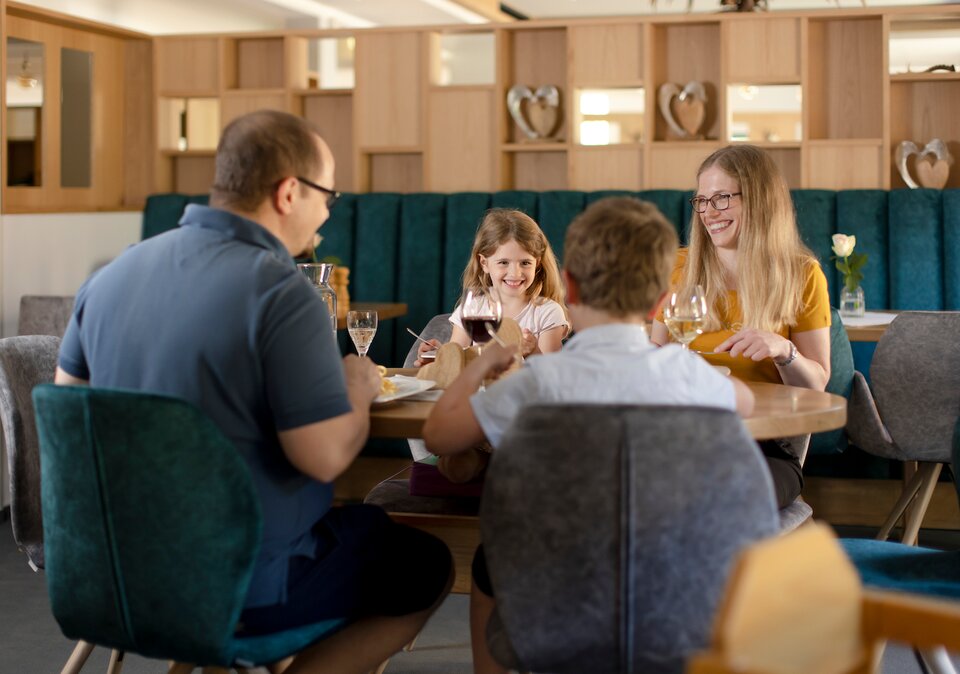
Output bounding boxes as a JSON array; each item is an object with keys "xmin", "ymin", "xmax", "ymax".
[{"xmin": 479, "ymin": 239, "xmax": 538, "ymax": 301}]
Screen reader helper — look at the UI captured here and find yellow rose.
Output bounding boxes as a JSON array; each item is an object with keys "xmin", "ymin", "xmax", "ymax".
[{"xmin": 831, "ymin": 233, "xmax": 856, "ymax": 258}]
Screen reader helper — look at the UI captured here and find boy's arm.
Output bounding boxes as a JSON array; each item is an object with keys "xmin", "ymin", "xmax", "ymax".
[
  {"xmin": 730, "ymin": 377, "xmax": 755, "ymax": 417},
  {"xmin": 423, "ymin": 342, "xmax": 517, "ymax": 455}
]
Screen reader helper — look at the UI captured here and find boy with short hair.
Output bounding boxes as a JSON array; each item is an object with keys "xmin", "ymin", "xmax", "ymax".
[{"xmin": 423, "ymin": 196, "xmax": 753, "ymax": 674}]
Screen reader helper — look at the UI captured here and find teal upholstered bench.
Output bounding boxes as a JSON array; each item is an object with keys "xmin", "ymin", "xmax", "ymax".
[{"xmin": 143, "ymin": 189, "xmax": 960, "ymax": 465}]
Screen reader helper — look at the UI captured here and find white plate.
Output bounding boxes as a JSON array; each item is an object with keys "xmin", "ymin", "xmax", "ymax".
[
  {"xmin": 374, "ymin": 376, "xmax": 436, "ymax": 404},
  {"xmin": 419, "ymin": 349, "xmax": 437, "ymax": 361}
]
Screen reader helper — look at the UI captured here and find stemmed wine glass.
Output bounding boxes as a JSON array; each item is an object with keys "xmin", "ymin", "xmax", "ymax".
[
  {"xmin": 460, "ymin": 286, "xmax": 503, "ymax": 390},
  {"xmin": 663, "ymin": 284, "xmax": 707, "ymax": 350},
  {"xmin": 347, "ymin": 310, "xmax": 378, "ymax": 358}
]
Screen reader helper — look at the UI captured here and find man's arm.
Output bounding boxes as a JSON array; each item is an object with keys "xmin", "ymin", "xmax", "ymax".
[
  {"xmin": 278, "ymin": 354, "xmax": 380, "ymax": 483},
  {"xmin": 423, "ymin": 343, "xmax": 517, "ymax": 456},
  {"xmin": 54, "ymin": 367, "xmax": 88, "ymax": 386}
]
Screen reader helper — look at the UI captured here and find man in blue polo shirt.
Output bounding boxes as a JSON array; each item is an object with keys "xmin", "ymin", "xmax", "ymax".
[{"xmin": 56, "ymin": 110, "xmax": 452, "ymax": 671}]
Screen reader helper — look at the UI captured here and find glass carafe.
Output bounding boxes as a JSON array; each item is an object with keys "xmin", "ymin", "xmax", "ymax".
[{"xmin": 297, "ymin": 263, "xmax": 338, "ymax": 337}]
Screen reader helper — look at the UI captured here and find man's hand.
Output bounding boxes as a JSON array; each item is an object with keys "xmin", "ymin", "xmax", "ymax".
[
  {"xmin": 473, "ymin": 342, "xmax": 518, "ymax": 381},
  {"xmin": 343, "ymin": 354, "xmax": 380, "ymax": 403}
]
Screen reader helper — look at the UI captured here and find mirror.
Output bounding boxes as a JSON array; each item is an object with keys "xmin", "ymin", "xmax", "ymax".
[
  {"xmin": 6, "ymin": 37, "xmax": 44, "ymax": 187},
  {"xmin": 576, "ymin": 88, "xmax": 645, "ymax": 145},
  {"xmin": 61, "ymin": 47, "xmax": 93, "ymax": 188},
  {"xmin": 726, "ymin": 84, "xmax": 802, "ymax": 143}
]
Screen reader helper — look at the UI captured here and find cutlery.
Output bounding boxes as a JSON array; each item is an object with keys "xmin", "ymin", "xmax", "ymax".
[
  {"xmin": 406, "ymin": 327, "xmax": 434, "ymax": 346},
  {"xmin": 485, "ymin": 322, "xmax": 524, "ymax": 365}
]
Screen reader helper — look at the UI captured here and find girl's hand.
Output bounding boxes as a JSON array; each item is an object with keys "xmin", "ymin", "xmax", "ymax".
[
  {"xmin": 714, "ymin": 328, "xmax": 792, "ymax": 362},
  {"xmin": 520, "ymin": 329, "xmax": 538, "ymax": 357},
  {"xmin": 413, "ymin": 338, "xmax": 442, "ymax": 367}
]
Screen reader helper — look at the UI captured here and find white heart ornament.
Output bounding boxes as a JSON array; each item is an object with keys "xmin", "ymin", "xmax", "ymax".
[
  {"xmin": 658, "ymin": 81, "xmax": 707, "ymax": 139},
  {"xmin": 895, "ymin": 139, "xmax": 954, "ymax": 190},
  {"xmin": 507, "ymin": 85, "xmax": 561, "ymax": 140}
]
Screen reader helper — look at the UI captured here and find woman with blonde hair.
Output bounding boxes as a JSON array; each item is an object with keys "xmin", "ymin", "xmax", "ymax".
[{"xmin": 651, "ymin": 144, "xmax": 831, "ymax": 507}]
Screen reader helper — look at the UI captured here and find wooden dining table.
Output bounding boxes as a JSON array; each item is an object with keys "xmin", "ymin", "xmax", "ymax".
[{"xmin": 370, "ymin": 369, "xmax": 847, "ymax": 442}]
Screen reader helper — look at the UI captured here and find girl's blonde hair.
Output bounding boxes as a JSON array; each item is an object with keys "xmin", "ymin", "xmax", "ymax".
[
  {"xmin": 460, "ymin": 209, "xmax": 564, "ymax": 306},
  {"xmin": 682, "ymin": 145, "xmax": 817, "ymax": 333}
]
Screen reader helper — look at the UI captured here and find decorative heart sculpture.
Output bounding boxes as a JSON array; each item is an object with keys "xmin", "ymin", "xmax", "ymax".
[
  {"xmin": 658, "ymin": 82, "xmax": 708, "ymax": 139},
  {"xmin": 507, "ymin": 85, "xmax": 561, "ymax": 140},
  {"xmin": 895, "ymin": 139, "xmax": 954, "ymax": 189}
]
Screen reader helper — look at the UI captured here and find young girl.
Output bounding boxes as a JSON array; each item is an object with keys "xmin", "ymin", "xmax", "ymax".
[{"xmin": 416, "ymin": 208, "xmax": 568, "ymax": 364}]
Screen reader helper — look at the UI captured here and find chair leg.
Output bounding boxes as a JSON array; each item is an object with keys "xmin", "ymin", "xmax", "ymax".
[
  {"xmin": 265, "ymin": 656, "xmax": 294, "ymax": 673},
  {"xmin": 106, "ymin": 650, "xmax": 125, "ymax": 674},
  {"xmin": 876, "ymin": 467, "xmax": 925, "ymax": 541},
  {"xmin": 901, "ymin": 462, "xmax": 943, "ymax": 546},
  {"xmin": 403, "ymin": 632, "xmax": 420, "ymax": 652},
  {"xmin": 919, "ymin": 646, "xmax": 958, "ymax": 674},
  {"xmin": 369, "ymin": 659, "xmax": 390, "ymax": 674},
  {"xmin": 167, "ymin": 664, "xmax": 195, "ymax": 674},
  {"xmin": 61, "ymin": 641, "xmax": 96, "ymax": 674}
]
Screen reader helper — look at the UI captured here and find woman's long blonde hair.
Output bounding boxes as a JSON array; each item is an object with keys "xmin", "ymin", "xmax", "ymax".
[
  {"xmin": 682, "ymin": 145, "xmax": 816, "ymax": 333},
  {"xmin": 460, "ymin": 209, "xmax": 564, "ymax": 306}
]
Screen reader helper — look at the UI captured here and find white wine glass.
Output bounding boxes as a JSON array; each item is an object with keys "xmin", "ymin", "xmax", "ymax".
[
  {"xmin": 347, "ymin": 310, "xmax": 378, "ymax": 358},
  {"xmin": 663, "ymin": 284, "xmax": 707, "ymax": 350}
]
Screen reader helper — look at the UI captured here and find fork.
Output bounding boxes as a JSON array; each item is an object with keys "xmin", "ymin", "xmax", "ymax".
[{"xmin": 406, "ymin": 327, "xmax": 434, "ymax": 347}]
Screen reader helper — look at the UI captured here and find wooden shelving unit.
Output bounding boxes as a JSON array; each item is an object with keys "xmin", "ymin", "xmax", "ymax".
[{"xmin": 151, "ymin": 4, "xmax": 960, "ymax": 194}]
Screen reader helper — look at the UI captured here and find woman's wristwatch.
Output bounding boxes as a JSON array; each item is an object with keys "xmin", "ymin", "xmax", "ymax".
[{"xmin": 775, "ymin": 341, "xmax": 798, "ymax": 367}]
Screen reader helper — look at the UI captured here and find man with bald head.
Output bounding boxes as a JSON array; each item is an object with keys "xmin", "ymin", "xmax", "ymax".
[{"xmin": 57, "ymin": 110, "xmax": 452, "ymax": 672}]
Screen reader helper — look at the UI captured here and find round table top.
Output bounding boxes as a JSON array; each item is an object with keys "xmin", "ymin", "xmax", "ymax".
[{"xmin": 369, "ymin": 373, "xmax": 847, "ymax": 442}]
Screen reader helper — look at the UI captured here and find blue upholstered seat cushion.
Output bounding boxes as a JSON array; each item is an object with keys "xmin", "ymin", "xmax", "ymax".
[
  {"xmin": 230, "ymin": 618, "xmax": 347, "ymax": 666},
  {"xmin": 840, "ymin": 538, "xmax": 960, "ymax": 599}
]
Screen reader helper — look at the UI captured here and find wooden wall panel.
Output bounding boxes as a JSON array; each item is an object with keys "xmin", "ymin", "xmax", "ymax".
[
  {"xmin": 236, "ymin": 38, "xmax": 284, "ymax": 90},
  {"xmin": 653, "ymin": 24, "xmax": 721, "ymax": 141},
  {"xmin": 569, "ymin": 147, "xmax": 643, "ymax": 191},
  {"xmin": 123, "ymin": 38, "xmax": 154, "ymax": 207},
  {"xmin": 155, "ymin": 37, "xmax": 218, "ymax": 94},
  {"xmin": 427, "ymin": 89, "xmax": 495, "ymax": 192},
  {"xmin": 725, "ymin": 18, "xmax": 800, "ymax": 83},
  {"xmin": 648, "ymin": 144, "xmax": 719, "ymax": 189},
  {"xmin": 355, "ymin": 32, "xmax": 422, "ymax": 148},
  {"xmin": 220, "ymin": 92, "xmax": 288, "ymax": 128},
  {"xmin": 369, "ymin": 153, "xmax": 422, "ymax": 193},
  {"xmin": 174, "ymin": 156, "xmax": 215, "ymax": 194},
  {"xmin": 509, "ymin": 29, "xmax": 567, "ymax": 143},
  {"xmin": 806, "ymin": 143, "xmax": 883, "ymax": 189},
  {"xmin": 889, "ymin": 80, "xmax": 960, "ymax": 189},
  {"xmin": 302, "ymin": 94, "xmax": 355, "ymax": 193},
  {"xmin": 569, "ymin": 24, "xmax": 643, "ymax": 86},
  {"xmin": 512, "ymin": 151, "xmax": 566, "ymax": 191}
]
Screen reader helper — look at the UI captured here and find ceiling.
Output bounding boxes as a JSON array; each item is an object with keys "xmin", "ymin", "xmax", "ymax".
[{"xmin": 12, "ymin": 0, "xmax": 957, "ymax": 34}]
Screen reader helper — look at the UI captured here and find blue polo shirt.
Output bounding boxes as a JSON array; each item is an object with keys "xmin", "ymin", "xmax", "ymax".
[{"xmin": 60, "ymin": 204, "xmax": 351, "ymax": 607}]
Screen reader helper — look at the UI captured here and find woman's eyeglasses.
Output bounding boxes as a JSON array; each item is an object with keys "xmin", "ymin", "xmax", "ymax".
[
  {"xmin": 297, "ymin": 176, "xmax": 341, "ymax": 209},
  {"xmin": 690, "ymin": 192, "xmax": 741, "ymax": 213}
]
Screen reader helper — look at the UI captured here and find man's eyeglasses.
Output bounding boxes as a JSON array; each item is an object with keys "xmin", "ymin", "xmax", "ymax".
[
  {"xmin": 297, "ymin": 176, "xmax": 341, "ymax": 209},
  {"xmin": 690, "ymin": 192, "xmax": 741, "ymax": 214}
]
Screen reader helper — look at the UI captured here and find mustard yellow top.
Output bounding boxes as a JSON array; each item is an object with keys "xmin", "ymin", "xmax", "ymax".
[{"xmin": 660, "ymin": 250, "xmax": 831, "ymax": 384}]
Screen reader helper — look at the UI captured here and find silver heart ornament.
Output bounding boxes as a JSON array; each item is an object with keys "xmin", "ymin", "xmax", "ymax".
[
  {"xmin": 895, "ymin": 139, "xmax": 954, "ymax": 189},
  {"xmin": 507, "ymin": 84, "xmax": 560, "ymax": 140},
  {"xmin": 658, "ymin": 81, "xmax": 707, "ymax": 139}
]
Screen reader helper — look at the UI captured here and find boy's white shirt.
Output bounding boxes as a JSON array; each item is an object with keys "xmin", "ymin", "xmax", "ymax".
[{"xmin": 470, "ymin": 323, "xmax": 736, "ymax": 448}]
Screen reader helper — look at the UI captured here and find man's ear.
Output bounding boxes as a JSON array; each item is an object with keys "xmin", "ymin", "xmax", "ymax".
[
  {"xmin": 647, "ymin": 289, "xmax": 669, "ymax": 320},
  {"xmin": 563, "ymin": 269, "xmax": 579, "ymax": 305},
  {"xmin": 273, "ymin": 177, "xmax": 298, "ymax": 215}
]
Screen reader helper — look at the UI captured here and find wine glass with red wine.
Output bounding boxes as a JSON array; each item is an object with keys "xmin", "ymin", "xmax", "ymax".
[{"xmin": 461, "ymin": 286, "xmax": 503, "ymax": 349}]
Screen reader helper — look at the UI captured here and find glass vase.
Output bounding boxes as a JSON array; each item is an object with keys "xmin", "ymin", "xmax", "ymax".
[
  {"xmin": 297, "ymin": 262, "xmax": 338, "ymax": 337},
  {"xmin": 839, "ymin": 285, "xmax": 865, "ymax": 318}
]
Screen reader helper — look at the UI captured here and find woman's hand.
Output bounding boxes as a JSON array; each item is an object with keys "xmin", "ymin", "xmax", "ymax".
[
  {"xmin": 413, "ymin": 338, "xmax": 442, "ymax": 367},
  {"xmin": 714, "ymin": 328, "xmax": 792, "ymax": 362}
]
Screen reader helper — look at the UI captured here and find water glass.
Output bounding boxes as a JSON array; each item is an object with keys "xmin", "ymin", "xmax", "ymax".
[{"xmin": 347, "ymin": 310, "xmax": 378, "ymax": 358}]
